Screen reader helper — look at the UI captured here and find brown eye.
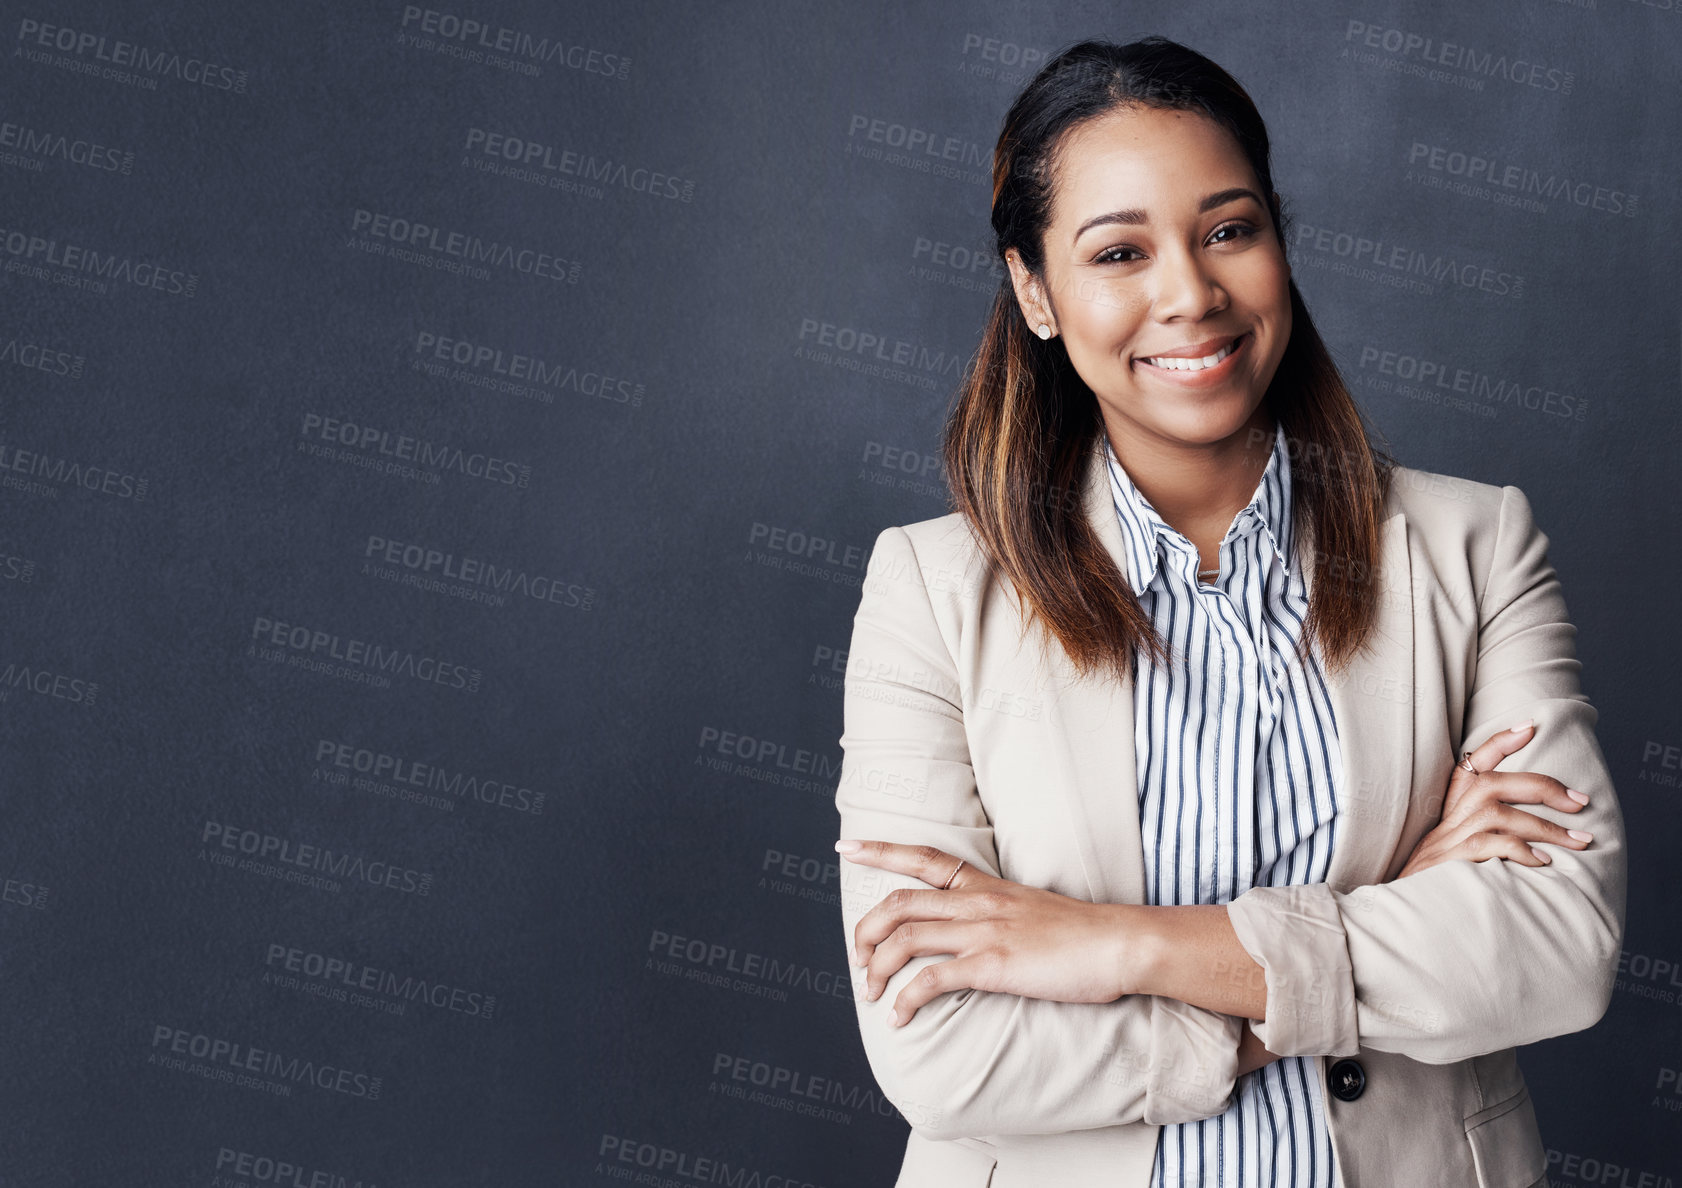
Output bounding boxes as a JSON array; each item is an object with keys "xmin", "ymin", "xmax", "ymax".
[{"xmin": 1210, "ymin": 221, "xmax": 1258, "ymax": 244}]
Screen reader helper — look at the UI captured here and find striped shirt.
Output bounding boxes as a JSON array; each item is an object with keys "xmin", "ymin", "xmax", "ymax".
[{"xmin": 1103, "ymin": 425, "xmax": 1342, "ymax": 1188}]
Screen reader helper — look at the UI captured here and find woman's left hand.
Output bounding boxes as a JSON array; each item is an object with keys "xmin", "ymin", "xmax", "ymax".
[{"xmin": 837, "ymin": 838, "xmax": 1139, "ymax": 1026}]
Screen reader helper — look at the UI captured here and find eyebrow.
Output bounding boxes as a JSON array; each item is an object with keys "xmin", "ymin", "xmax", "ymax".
[{"xmin": 1072, "ymin": 187, "xmax": 1264, "ymax": 243}]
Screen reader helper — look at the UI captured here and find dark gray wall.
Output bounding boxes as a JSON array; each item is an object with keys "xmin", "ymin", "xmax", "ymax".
[{"xmin": 3, "ymin": 2, "xmax": 1676, "ymax": 1185}]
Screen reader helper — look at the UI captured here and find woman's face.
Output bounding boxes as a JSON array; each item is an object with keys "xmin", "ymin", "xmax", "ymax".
[{"xmin": 1006, "ymin": 104, "xmax": 1292, "ymax": 452}]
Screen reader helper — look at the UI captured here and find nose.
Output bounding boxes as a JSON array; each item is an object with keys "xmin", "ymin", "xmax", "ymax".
[{"xmin": 1151, "ymin": 243, "xmax": 1227, "ymax": 322}]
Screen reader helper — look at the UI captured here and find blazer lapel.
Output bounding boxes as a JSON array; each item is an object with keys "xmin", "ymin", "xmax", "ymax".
[
  {"xmin": 1037, "ymin": 434, "xmax": 1415, "ymax": 906},
  {"xmin": 1313, "ymin": 500, "xmax": 1416, "ymax": 893}
]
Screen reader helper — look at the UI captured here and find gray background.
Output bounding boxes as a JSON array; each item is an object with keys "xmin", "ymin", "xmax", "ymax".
[{"xmin": 3, "ymin": 1, "xmax": 1677, "ymax": 1185}]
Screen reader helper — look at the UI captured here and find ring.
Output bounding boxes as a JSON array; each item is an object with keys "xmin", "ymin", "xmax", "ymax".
[
  {"xmin": 940, "ymin": 859, "xmax": 965, "ymax": 890},
  {"xmin": 1459, "ymin": 751, "xmax": 1478, "ymax": 774}
]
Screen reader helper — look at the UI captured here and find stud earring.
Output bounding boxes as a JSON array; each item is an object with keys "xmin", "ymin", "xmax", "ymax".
[{"xmin": 1036, "ymin": 323, "xmax": 1052, "ymax": 340}]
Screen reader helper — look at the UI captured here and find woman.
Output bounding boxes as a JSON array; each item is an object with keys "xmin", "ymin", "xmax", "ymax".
[{"xmin": 832, "ymin": 36, "xmax": 1624, "ymax": 1188}]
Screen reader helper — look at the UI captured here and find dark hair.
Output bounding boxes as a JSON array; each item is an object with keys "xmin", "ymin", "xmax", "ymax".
[{"xmin": 944, "ymin": 35, "xmax": 1397, "ymax": 682}]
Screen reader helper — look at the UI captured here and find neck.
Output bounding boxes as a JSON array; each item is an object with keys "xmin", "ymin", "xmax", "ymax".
[{"xmin": 1102, "ymin": 402, "xmax": 1276, "ymax": 539}]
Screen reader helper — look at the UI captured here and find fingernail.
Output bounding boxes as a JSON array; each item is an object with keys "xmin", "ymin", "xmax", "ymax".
[
  {"xmin": 1568, "ymin": 829, "xmax": 1593, "ymax": 842},
  {"xmin": 887, "ymin": 1008, "xmax": 901, "ymax": 1027},
  {"xmin": 1510, "ymin": 718, "xmax": 1534, "ymax": 732},
  {"xmin": 1529, "ymin": 846, "xmax": 1551, "ymax": 863},
  {"xmin": 835, "ymin": 839, "xmax": 861, "ymax": 853},
  {"xmin": 1566, "ymin": 788, "xmax": 1590, "ymax": 805}
]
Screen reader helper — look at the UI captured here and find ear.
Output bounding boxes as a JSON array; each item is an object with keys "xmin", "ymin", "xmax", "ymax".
[{"xmin": 1004, "ymin": 248, "xmax": 1056, "ymax": 337}]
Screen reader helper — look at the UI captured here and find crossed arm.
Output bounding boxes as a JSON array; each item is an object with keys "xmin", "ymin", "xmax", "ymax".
[{"xmin": 834, "ymin": 488, "xmax": 1625, "ymax": 1141}]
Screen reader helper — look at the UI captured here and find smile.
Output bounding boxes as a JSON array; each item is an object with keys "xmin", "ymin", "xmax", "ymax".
[{"xmin": 1138, "ymin": 333, "xmax": 1247, "ymax": 371}]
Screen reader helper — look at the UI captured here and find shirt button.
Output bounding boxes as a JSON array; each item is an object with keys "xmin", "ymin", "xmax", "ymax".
[{"xmin": 1328, "ymin": 1058, "xmax": 1366, "ymax": 1102}]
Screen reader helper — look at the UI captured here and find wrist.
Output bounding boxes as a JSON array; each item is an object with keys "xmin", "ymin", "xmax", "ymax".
[
  {"xmin": 1236, "ymin": 1019, "xmax": 1263, "ymax": 1077},
  {"xmin": 1102, "ymin": 903, "xmax": 1165, "ymax": 999},
  {"xmin": 1236, "ymin": 1018, "xmax": 1282, "ymax": 1077}
]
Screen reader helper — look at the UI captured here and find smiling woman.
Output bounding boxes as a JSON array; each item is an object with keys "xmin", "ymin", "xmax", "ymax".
[{"xmin": 833, "ymin": 35, "xmax": 1623, "ymax": 1188}]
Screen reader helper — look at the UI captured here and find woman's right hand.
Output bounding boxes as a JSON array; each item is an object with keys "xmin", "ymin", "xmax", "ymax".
[
  {"xmin": 1395, "ymin": 721, "xmax": 1594, "ymax": 879},
  {"xmin": 1236, "ymin": 723, "xmax": 1587, "ymax": 1078}
]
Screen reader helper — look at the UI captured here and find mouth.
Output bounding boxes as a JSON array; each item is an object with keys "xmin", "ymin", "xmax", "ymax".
[{"xmin": 1134, "ymin": 332, "xmax": 1249, "ymax": 374}]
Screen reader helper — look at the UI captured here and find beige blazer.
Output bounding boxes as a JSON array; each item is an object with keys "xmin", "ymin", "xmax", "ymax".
[{"xmin": 834, "ymin": 432, "xmax": 1625, "ymax": 1188}]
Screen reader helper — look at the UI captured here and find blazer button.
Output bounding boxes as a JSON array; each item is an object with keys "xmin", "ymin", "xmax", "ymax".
[{"xmin": 1328, "ymin": 1058, "xmax": 1366, "ymax": 1102}]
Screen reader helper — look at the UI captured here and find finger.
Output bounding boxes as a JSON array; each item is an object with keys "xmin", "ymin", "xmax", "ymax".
[
  {"xmin": 835, "ymin": 840, "xmax": 983, "ymax": 892},
  {"xmin": 1465, "ymin": 720, "xmax": 1537, "ymax": 775},
  {"xmin": 863, "ymin": 920, "xmax": 990, "ymax": 1003},
  {"xmin": 1445, "ymin": 831, "xmax": 1552, "ymax": 867},
  {"xmin": 1483, "ymin": 803, "xmax": 1594, "ymax": 849},
  {"xmin": 852, "ymin": 886, "xmax": 966, "ymax": 965},
  {"xmin": 1441, "ymin": 722, "xmax": 1548, "ymax": 819},
  {"xmin": 888, "ymin": 954, "xmax": 990, "ymax": 1027},
  {"xmin": 1438, "ymin": 803, "xmax": 1593, "ymax": 852},
  {"xmin": 1465, "ymin": 770, "xmax": 1590, "ymax": 814}
]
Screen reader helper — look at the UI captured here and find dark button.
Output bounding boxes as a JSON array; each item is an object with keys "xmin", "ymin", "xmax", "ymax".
[{"xmin": 1328, "ymin": 1058, "xmax": 1366, "ymax": 1102}]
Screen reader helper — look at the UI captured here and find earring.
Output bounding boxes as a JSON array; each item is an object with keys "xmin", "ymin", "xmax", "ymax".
[{"xmin": 1036, "ymin": 323, "xmax": 1052, "ymax": 340}]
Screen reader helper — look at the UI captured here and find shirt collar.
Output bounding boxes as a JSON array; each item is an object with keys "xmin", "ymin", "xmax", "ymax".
[{"xmin": 1103, "ymin": 424, "xmax": 1295, "ymax": 596}]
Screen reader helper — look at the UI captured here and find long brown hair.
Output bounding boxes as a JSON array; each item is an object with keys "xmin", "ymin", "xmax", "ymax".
[{"xmin": 944, "ymin": 36, "xmax": 1398, "ymax": 684}]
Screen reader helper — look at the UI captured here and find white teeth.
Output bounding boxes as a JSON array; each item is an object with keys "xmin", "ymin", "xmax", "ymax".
[{"xmin": 1143, "ymin": 336, "xmax": 1241, "ymax": 371}]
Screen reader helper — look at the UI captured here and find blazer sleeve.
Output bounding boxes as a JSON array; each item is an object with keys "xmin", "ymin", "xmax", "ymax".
[
  {"xmin": 1224, "ymin": 484, "xmax": 1627, "ymax": 1063},
  {"xmin": 835, "ymin": 525, "xmax": 1244, "ymax": 1142}
]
